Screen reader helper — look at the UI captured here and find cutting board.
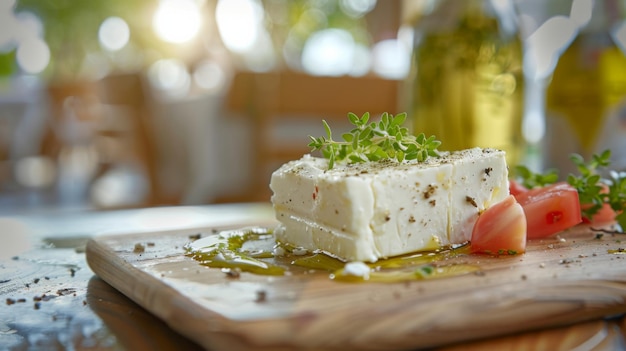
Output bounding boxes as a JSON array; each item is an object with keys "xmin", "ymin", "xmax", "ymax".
[{"xmin": 85, "ymin": 221, "xmax": 626, "ymax": 351}]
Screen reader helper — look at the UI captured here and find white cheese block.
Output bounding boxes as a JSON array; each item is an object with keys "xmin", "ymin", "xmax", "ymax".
[{"xmin": 270, "ymin": 148, "xmax": 509, "ymax": 262}]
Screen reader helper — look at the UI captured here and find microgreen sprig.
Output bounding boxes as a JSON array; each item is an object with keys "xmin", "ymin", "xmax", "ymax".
[{"xmin": 308, "ymin": 112, "xmax": 441, "ymax": 169}]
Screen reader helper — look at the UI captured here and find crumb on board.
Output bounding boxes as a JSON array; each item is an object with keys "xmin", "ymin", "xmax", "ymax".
[
  {"xmin": 133, "ymin": 243, "xmax": 145, "ymax": 253},
  {"xmin": 255, "ymin": 290, "xmax": 267, "ymax": 303},
  {"xmin": 222, "ymin": 268, "xmax": 241, "ymax": 279}
]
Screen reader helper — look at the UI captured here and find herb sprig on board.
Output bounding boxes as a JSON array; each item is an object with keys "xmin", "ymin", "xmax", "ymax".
[
  {"xmin": 308, "ymin": 112, "xmax": 441, "ymax": 169},
  {"xmin": 515, "ymin": 150, "xmax": 626, "ymax": 231},
  {"xmin": 566, "ymin": 150, "xmax": 626, "ymax": 230},
  {"xmin": 514, "ymin": 165, "xmax": 558, "ymax": 189}
]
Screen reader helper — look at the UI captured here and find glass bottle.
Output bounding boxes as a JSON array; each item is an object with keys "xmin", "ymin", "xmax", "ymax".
[
  {"xmin": 404, "ymin": 0, "xmax": 525, "ymax": 166},
  {"xmin": 544, "ymin": 0, "xmax": 626, "ymax": 175}
]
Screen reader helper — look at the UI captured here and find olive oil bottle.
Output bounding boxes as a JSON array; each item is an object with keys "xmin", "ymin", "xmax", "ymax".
[
  {"xmin": 544, "ymin": 0, "xmax": 626, "ymax": 174},
  {"xmin": 404, "ymin": 0, "xmax": 525, "ymax": 166}
]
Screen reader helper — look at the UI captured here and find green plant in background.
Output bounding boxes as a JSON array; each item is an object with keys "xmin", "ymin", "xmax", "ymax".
[
  {"xmin": 0, "ymin": 51, "xmax": 15, "ymax": 78},
  {"xmin": 2, "ymin": 0, "xmax": 157, "ymax": 82},
  {"xmin": 1, "ymin": 0, "xmax": 380, "ymax": 81},
  {"xmin": 262, "ymin": 0, "xmax": 374, "ymax": 70}
]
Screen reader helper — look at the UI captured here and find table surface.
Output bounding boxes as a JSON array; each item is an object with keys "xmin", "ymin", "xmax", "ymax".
[{"xmin": 1, "ymin": 203, "xmax": 625, "ymax": 351}]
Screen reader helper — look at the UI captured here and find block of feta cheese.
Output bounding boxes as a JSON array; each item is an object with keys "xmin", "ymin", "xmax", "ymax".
[{"xmin": 270, "ymin": 148, "xmax": 509, "ymax": 262}]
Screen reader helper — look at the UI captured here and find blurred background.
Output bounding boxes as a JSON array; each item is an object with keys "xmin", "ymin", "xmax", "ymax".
[{"xmin": 0, "ymin": 0, "xmax": 624, "ymax": 214}]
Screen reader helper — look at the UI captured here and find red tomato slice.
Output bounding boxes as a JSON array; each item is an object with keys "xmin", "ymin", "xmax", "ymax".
[
  {"xmin": 582, "ymin": 203, "xmax": 618, "ymax": 224},
  {"xmin": 515, "ymin": 182, "xmax": 582, "ymax": 239},
  {"xmin": 581, "ymin": 184, "xmax": 619, "ymax": 224},
  {"xmin": 509, "ymin": 179, "xmax": 528, "ymax": 197},
  {"xmin": 471, "ymin": 195, "xmax": 527, "ymax": 255}
]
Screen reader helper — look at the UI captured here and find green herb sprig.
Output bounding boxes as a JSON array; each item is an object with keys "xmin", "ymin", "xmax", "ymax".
[
  {"xmin": 515, "ymin": 149, "xmax": 626, "ymax": 231},
  {"xmin": 567, "ymin": 150, "xmax": 626, "ymax": 230},
  {"xmin": 514, "ymin": 165, "xmax": 558, "ymax": 189},
  {"xmin": 308, "ymin": 112, "xmax": 441, "ymax": 169}
]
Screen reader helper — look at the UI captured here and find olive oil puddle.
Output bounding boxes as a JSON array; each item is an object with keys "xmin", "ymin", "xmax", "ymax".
[{"xmin": 184, "ymin": 227, "xmax": 479, "ymax": 283}]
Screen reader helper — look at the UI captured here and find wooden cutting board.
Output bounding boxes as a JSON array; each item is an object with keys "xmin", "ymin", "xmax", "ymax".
[{"xmin": 85, "ymin": 222, "xmax": 626, "ymax": 351}]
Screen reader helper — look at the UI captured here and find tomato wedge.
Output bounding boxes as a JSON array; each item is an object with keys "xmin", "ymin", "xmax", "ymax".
[
  {"xmin": 580, "ymin": 184, "xmax": 619, "ymax": 224},
  {"xmin": 514, "ymin": 182, "xmax": 582, "ymax": 239},
  {"xmin": 471, "ymin": 195, "xmax": 527, "ymax": 255},
  {"xmin": 583, "ymin": 203, "xmax": 618, "ymax": 224},
  {"xmin": 508, "ymin": 179, "xmax": 529, "ymax": 197},
  {"xmin": 582, "ymin": 203, "xmax": 618, "ymax": 224}
]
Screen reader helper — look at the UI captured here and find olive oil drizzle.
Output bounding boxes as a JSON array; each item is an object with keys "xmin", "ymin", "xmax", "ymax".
[
  {"xmin": 328, "ymin": 245, "xmax": 479, "ymax": 283},
  {"xmin": 185, "ymin": 227, "xmax": 478, "ymax": 282},
  {"xmin": 185, "ymin": 227, "xmax": 285, "ymax": 276}
]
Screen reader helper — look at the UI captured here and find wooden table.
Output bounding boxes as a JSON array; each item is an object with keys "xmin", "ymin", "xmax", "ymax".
[{"xmin": 1, "ymin": 203, "xmax": 625, "ymax": 350}]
